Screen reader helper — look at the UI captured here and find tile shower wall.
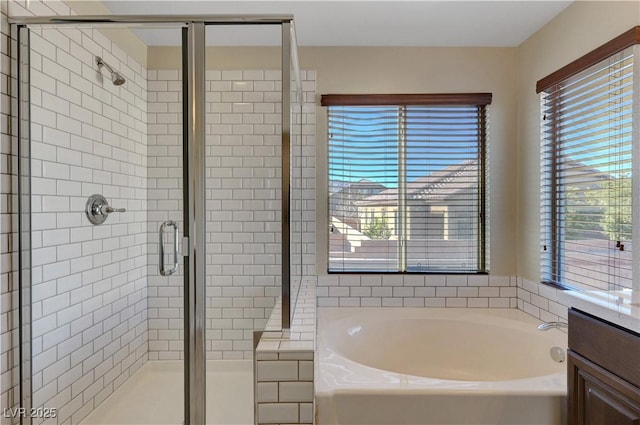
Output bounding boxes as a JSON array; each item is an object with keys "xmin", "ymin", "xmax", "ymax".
[
  {"xmin": 26, "ymin": 24, "xmax": 148, "ymax": 424},
  {"xmin": 1, "ymin": 1, "xmax": 19, "ymax": 421},
  {"xmin": 145, "ymin": 69, "xmax": 183, "ymax": 360},
  {"xmin": 147, "ymin": 69, "xmax": 316, "ymax": 360}
]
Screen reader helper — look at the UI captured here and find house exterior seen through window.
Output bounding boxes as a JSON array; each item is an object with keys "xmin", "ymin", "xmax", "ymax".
[{"xmin": 322, "ymin": 94, "xmax": 491, "ymax": 273}]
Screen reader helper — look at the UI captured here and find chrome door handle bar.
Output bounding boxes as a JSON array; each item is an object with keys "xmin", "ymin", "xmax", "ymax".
[{"xmin": 159, "ymin": 220, "xmax": 179, "ymax": 276}]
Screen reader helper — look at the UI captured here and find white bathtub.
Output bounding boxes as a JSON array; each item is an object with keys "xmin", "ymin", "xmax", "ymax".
[{"xmin": 316, "ymin": 308, "xmax": 567, "ymax": 425}]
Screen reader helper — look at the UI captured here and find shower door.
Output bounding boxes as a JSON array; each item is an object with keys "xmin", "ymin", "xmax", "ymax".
[
  {"xmin": 14, "ymin": 20, "xmax": 202, "ymax": 424},
  {"xmin": 200, "ymin": 21, "xmax": 294, "ymax": 423}
]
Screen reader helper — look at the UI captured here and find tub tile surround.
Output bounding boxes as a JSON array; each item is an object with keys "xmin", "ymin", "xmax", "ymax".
[
  {"xmin": 147, "ymin": 69, "xmax": 316, "ymax": 361},
  {"xmin": 517, "ymin": 277, "xmax": 570, "ymax": 322},
  {"xmin": 518, "ymin": 277, "xmax": 640, "ymax": 333},
  {"xmin": 318, "ymin": 271, "xmax": 639, "ymax": 332},
  {"xmin": 255, "ymin": 279, "xmax": 316, "ymax": 425},
  {"xmin": 320, "ymin": 273, "xmax": 636, "ymax": 330},
  {"xmin": 317, "ymin": 274, "xmax": 518, "ymax": 308}
]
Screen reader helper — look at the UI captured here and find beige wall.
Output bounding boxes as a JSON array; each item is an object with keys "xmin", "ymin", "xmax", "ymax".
[
  {"xmin": 147, "ymin": 45, "xmax": 519, "ymax": 276},
  {"xmin": 516, "ymin": 1, "xmax": 640, "ymax": 281}
]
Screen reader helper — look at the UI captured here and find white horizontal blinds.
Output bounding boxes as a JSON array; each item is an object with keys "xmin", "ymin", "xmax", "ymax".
[
  {"xmin": 328, "ymin": 106, "xmax": 399, "ymax": 272},
  {"xmin": 541, "ymin": 47, "xmax": 634, "ymax": 290},
  {"xmin": 404, "ymin": 106, "xmax": 482, "ymax": 272},
  {"xmin": 327, "ymin": 100, "xmax": 487, "ymax": 273}
]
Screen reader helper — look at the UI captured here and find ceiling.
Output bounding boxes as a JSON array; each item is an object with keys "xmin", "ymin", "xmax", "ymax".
[{"xmin": 101, "ymin": 1, "xmax": 572, "ymax": 47}]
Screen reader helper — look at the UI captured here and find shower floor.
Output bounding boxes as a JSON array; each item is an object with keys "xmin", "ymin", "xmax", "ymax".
[{"xmin": 81, "ymin": 360, "xmax": 253, "ymax": 425}]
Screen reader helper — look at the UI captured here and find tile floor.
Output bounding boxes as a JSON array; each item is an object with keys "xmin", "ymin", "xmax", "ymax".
[{"xmin": 81, "ymin": 360, "xmax": 253, "ymax": 425}]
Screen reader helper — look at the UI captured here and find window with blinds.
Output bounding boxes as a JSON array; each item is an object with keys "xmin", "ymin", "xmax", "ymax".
[
  {"xmin": 539, "ymin": 41, "xmax": 637, "ymax": 290},
  {"xmin": 322, "ymin": 94, "xmax": 491, "ymax": 273}
]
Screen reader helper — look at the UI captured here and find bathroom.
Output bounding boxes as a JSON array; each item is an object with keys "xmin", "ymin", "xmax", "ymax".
[{"xmin": 1, "ymin": 1, "xmax": 639, "ymax": 425}]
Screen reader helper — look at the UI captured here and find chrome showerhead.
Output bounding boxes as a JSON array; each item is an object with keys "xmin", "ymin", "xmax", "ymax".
[
  {"xmin": 96, "ymin": 56, "xmax": 126, "ymax": 86},
  {"xmin": 111, "ymin": 72, "xmax": 126, "ymax": 86}
]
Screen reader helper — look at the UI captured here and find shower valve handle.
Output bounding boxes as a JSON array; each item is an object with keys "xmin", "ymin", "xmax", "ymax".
[
  {"xmin": 105, "ymin": 206, "xmax": 126, "ymax": 214},
  {"xmin": 86, "ymin": 194, "xmax": 126, "ymax": 225}
]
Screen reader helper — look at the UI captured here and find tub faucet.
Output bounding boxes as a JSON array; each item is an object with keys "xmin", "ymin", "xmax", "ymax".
[{"xmin": 537, "ymin": 321, "xmax": 568, "ymax": 331}]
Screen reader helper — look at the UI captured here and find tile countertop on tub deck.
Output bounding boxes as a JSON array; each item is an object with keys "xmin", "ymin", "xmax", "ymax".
[
  {"xmin": 557, "ymin": 289, "xmax": 640, "ymax": 334},
  {"xmin": 258, "ymin": 280, "xmax": 316, "ymax": 352}
]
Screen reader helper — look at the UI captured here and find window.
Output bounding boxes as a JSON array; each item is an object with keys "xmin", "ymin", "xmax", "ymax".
[
  {"xmin": 538, "ymin": 28, "xmax": 640, "ymax": 290},
  {"xmin": 322, "ymin": 93, "xmax": 491, "ymax": 273}
]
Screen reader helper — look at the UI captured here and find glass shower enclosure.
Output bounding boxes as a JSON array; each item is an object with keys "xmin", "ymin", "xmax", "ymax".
[{"xmin": 11, "ymin": 15, "xmax": 302, "ymax": 425}]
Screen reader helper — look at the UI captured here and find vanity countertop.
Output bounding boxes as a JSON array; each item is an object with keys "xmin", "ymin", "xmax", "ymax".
[{"xmin": 558, "ymin": 289, "xmax": 640, "ymax": 334}]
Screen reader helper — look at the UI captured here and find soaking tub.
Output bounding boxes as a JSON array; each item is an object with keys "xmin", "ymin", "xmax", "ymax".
[{"xmin": 316, "ymin": 308, "xmax": 567, "ymax": 425}]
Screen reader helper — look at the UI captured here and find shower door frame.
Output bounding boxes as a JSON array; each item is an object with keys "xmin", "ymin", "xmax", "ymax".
[{"xmin": 11, "ymin": 15, "xmax": 299, "ymax": 425}]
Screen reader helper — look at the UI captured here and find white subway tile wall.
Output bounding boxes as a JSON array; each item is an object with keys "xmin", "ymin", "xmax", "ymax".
[
  {"xmin": 145, "ymin": 68, "xmax": 184, "ymax": 361},
  {"xmin": 27, "ymin": 24, "xmax": 149, "ymax": 424},
  {"xmin": 517, "ymin": 277, "xmax": 570, "ymax": 322},
  {"xmin": 317, "ymin": 274, "xmax": 519, "ymax": 308},
  {"xmin": 147, "ymin": 69, "xmax": 317, "ymax": 360}
]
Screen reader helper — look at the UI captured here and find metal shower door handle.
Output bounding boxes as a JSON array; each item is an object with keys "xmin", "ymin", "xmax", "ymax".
[{"xmin": 159, "ymin": 220, "xmax": 179, "ymax": 276}]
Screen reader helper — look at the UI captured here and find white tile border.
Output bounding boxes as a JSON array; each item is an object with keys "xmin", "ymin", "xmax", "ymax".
[
  {"xmin": 517, "ymin": 276, "xmax": 640, "ymax": 333},
  {"xmin": 317, "ymin": 274, "xmax": 518, "ymax": 308},
  {"xmin": 516, "ymin": 277, "xmax": 570, "ymax": 322}
]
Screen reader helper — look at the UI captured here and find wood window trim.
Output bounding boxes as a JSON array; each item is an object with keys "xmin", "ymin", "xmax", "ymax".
[
  {"xmin": 320, "ymin": 93, "xmax": 493, "ymax": 107},
  {"xmin": 536, "ymin": 26, "xmax": 640, "ymax": 93}
]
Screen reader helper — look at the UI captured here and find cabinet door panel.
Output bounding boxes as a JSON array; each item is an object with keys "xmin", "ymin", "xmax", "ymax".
[
  {"xmin": 569, "ymin": 350, "xmax": 640, "ymax": 425},
  {"xmin": 583, "ymin": 374, "xmax": 640, "ymax": 425}
]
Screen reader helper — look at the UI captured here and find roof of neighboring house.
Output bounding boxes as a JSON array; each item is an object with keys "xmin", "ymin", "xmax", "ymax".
[
  {"xmin": 352, "ymin": 158, "xmax": 616, "ymax": 208},
  {"xmin": 355, "ymin": 160, "xmax": 478, "ymax": 206},
  {"xmin": 329, "ymin": 178, "xmax": 388, "ymax": 196}
]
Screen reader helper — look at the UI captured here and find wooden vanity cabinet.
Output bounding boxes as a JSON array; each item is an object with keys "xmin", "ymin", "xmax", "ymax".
[{"xmin": 568, "ymin": 309, "xmax": 640, "ymax": 425}]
